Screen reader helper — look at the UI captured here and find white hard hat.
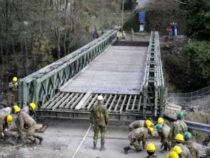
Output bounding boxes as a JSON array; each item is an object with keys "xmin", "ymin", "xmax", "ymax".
[{"xmin": 97, "ymin": 95, "xmax": 103, "ymax": 101}]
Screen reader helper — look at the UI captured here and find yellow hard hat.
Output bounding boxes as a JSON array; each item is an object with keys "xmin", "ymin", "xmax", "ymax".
[
  {"xmin": 167, "ymin": 151, "xmax": 179, "ymax": 158},
  {"xmin": 146, "ymin": 143, "xmax": 156, "ymax": 152},
  {"xmin": 12, "ymin": 76, "xmax": 18, "ymax": 83},
  {"xmin": 158, "ymin": 117, "xmax": 164, "ymax": 124},
  {"xmin": 13, "ymin": 105, "xmax": 21, "ymax": 113},
  {"xmin": 148, "ymin": 127, "xmax": 154, "ymax": 134},
  {"xmin": 175, "ymin": 133, "xmax": 184, "ymax": 143},
  {"xmin": 6, "ymin": 114, "xmax": 13, "ymax": 124},
  {"xmin": 173, "ymin": 146, "xmax": 182, "ymax": 154},
  {"xmin": 29, "ymin": 102, "xmax": 37, "ymax": 111},
  {"xmin": 146, "ymin": 120, "xmax": 153, "ymax": 128}
]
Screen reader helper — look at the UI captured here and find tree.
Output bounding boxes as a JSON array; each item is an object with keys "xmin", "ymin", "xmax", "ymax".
[
  {"xmin": 180, "ymin": 0, "xmax": 210, "ymax": 40},
  {"xmin": 184, "ymin": 41, "xmax": 210, "ymax": 88}
]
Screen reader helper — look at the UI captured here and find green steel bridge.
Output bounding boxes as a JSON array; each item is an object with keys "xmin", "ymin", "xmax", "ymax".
[{"xmin": 18, "ymin": 30, "xmax": 165, "ymax": 121}]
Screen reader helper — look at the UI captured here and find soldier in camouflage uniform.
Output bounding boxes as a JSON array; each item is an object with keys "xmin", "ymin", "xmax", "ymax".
[
  {"xmin": 175, "ymin": 133, "xmax": 190, "ymax": 158},
  {"xmin": 6, "ymin": 77, "xmax": 18, "ymax": 107},
  {"xmin": 171, "ymin": 112, "xmax": 188, "ymax": 146},
  {"xmin": 184, "ymin": 131, "xmax": 199, "ymax": 158},
  {"xmin": 156, "ymin": 123, "xmax": 171, "ymax": 151},
  {"xmin": 90, "ymin": 95, "xmax": 108, "ymax": 150},
  {"xmin": 13, "ymin": 105, "xmax": 45, "ymax": 144},
  {"xmin": 0, "ymin": 113, "xmax": 13, "ymax": 139},
  {"xmin": 123, "ymin": 127, "xmax": 154, "ymax": 154}
]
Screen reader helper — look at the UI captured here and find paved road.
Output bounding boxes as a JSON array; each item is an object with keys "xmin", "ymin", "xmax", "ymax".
[{"xmin": 0, "ymin": 120, "xmax": 167, "ymax": 158}]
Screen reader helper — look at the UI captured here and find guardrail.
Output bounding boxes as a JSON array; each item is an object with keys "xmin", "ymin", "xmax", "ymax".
[
  {"xmin": 164, "ymin": 114, "xmax": 210, "ymax": 133},
  {"xmin": 18, "ymin": 30, "xmax": 117, "ymax": 107}
]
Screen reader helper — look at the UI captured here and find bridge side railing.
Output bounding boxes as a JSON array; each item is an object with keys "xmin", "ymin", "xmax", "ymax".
[
  {"xmin": 142, "ymin": 31, "xmax": 165, "ymax": 117},
  {"xmin": 18, "ymin": 30, "xmax": 117, "ymax": 107}
]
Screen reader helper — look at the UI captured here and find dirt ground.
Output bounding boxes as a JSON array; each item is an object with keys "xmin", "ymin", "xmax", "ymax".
[{"xmin": 0, "ymin": 120, "xmax": 168, "ymax": 158}]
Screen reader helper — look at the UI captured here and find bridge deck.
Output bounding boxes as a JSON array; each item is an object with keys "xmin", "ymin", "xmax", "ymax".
[{"xmin": 60, "ymin": 45, "xmax": 148, "ymax": 94}]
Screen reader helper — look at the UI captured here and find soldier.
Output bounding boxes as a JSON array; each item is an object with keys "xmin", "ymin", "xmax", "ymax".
[
  {"xmin": 6, "ymin": 86, "xmax": 16, "ymax": 107},
  {"xmin": 129, "ymin": 119, "xmax": 154, "ymax": 131},
  {"xmin": 146, "ymin": 143, "xmax": 157, "ymax": 158},
  {"xmin": 0, "ymin": 114, "xmax": 13, "ymax": 139},
  {"xmin": 184, "ymin": 131, "xmax": 199, "ymax": 158},
  {"xmin": 167, "ymin": 151, "xmax": 180, "ymax": 158},
  {"xmin": 171, "ymin": 112, "xmax": 188, "ymax": 146},
  {"xmin": 0, "ymin": 112, "xmax": 18, "ymax": 145},
  {"xmin": 22, "ymin": 103, "xmax": 47, "ymax": 133},
  {"xmin": 174, "ymin": 133, "xmax": 190, "ymax": 158},
  {"xmin": 90, "ymin": 95, "xmax": 108, "ymax": 150},
  {"xmin": 22, "ymin": 102, "xmax": 37, "ymax": 117},
  {"xmin": 12, "ymin": 105, "xmax": 46, "ymax": 144},
  {"xmin": 172, "ymin": 145, "xmax": 182, "ymax": 158},
  {"xmin": 123, "ymin": 127, "xmax": 154, "ymax": 154},
  {"xmin": 6, "ymin": 77, "xmax": 18, "ymax": 106},
  {"xmin": 156, "ymin": 123, "xmax": 171, "ymax": 151}
]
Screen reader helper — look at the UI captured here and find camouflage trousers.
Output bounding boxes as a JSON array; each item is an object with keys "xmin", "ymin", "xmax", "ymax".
[
  {"xmin": 20, "ymin": 123, "xmax": 43, "ymax": 144},
  {"xmin": 129, "ymin": 138, "xmax": 142, "ymax": 151},
  {"xmin": 93, "ymin": 125, "xmax": 106, "ymax": 145}
]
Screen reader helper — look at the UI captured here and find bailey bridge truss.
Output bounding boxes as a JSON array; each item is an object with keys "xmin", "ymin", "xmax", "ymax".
[{"xmin": 18, "ymin": 30, "xmax": 165, "ymax": 121}]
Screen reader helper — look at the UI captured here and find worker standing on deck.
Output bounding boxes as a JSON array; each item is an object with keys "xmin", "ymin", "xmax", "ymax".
[
  {"xmin": 129, "ymin": 119, "xmax": 154, "ymax": 131},
  {"xmin": 90, "ymin": 95, "xmax": 109, "ymax": 150},
  {"xmin": 12, "ymin": 105, "xmax": 46, "ymax": 144},
  {"xmin": 174, "ymin": 133, "xmax": 190, "ymax": 158},
  {"xmin": 171, "ymin": 112, "xmax": 188, "ymax": 146},
  {"xmin": 146, "ymin": 143, "xmax": 157, "ymax": 158},
  {"xmin": 156, "ymin": 123, "xmax": 171, "ymax": 151},
  {"xmin": 123, "ymin": 127, "xmax": 154, "ymax": 154},
  {"xmin": 184, "ymin": 131, "xmax": 199, "ymax": 158}
]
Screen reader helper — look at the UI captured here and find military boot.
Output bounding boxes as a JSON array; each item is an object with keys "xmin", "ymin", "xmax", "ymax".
[
  {"xmin": 100, "ymin": 143, "xmax": 105, "ymax": 151},
  {"xmin": 36, "ymin": 136, "xmax": 43, "ymax": 145},
  {"xmin": 124, "ymin": 146, "xmax": 130, "ymax": 154}
]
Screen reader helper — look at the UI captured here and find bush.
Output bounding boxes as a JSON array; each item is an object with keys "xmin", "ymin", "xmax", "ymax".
[
  {"xmin": 124, "ymin": 0, "xmax": 137, "ymax": 11},
  {"xmin": 184, "ymin": 41, "xmax": 210, "ymax": 85}
]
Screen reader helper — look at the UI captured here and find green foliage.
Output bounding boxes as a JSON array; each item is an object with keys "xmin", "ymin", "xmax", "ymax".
[
  {"xmin": 180, "ymin": 0, "xmax": 210, "ymax": 39},
  {"xmin": 185, "ymin": 41, "xmax": 210, "ymax": 83},
  {"xmin": 124, "ymin": 0, "xmax": 137, "ymax": 10},
  {"xmin": 145, "ymin": 8, "xmax": 185, "ymax": 34},
  {"xmin": 123, "ymin": 13, "xmax": 139, "ymax": 31}
]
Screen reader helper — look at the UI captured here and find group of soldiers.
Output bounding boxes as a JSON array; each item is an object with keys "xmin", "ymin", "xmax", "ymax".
[
  {"xmin": 0, "ymin": 77, "xmax": 48, "ymax": 145},
  {"xmin": 124, "ymin": 111, "xmax": 198, "ymax": 158},
  {"xmin": 89, "ymin": 94, "xmax": 198, "ymax": 158}
]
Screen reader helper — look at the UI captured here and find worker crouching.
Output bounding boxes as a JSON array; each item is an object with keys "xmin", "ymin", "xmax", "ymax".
[
  {"xmin": 12, "ymin": 105, "xmax": 46, "ymax": 144},
  {"xmin": 124, "ymin": 127, "xmax": 154, "ymax": 154}
]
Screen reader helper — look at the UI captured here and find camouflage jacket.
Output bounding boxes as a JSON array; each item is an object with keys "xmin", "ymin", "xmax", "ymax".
[{"xmin": 90, "ymin": 103, "xmax": 108, "ymax": 127}]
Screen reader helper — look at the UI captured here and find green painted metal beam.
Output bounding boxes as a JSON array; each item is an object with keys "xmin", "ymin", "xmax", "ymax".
[{"xmin": 18, "ymin": 30, "xmax": 117, "ymax": 107}]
